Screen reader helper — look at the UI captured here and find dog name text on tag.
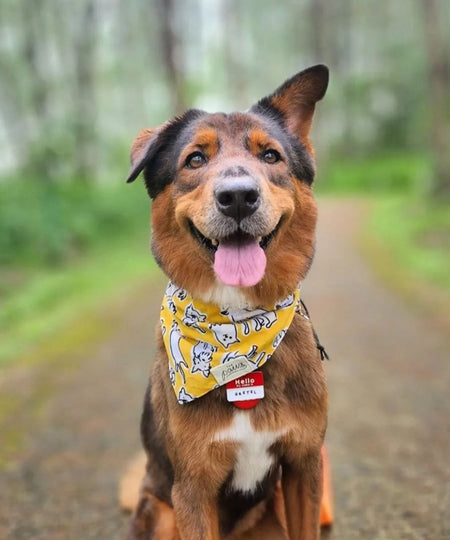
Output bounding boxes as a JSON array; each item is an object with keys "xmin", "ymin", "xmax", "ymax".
[{"xmin": 226, "ymin": 371, "xmax": 264, "ymax": 409}]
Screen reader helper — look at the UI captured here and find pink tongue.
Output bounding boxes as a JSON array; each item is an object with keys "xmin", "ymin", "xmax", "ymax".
[{"xmin": 214, "ymin": 241, "xmax": 266, "ymax": 287}]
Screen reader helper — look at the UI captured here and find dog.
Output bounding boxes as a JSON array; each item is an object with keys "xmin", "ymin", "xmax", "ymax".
[{"xmin": 125, "ymin": 64, "xmax": 329, "ymax": 540}]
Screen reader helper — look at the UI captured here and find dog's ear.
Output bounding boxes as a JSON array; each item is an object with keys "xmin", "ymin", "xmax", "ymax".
[
  {"xmin": 251, "ymin": 64, "xmax": 329, "ymax": 147},
  {"xmin": 126, "ymin": 126, "xmax": 163, "ymax": 184},
  {"xmin": 130, "ymin": 128, "xmax": 157, "ymax": 167},
  {"xmin": 126, "ymin": 110, "xmax": 206, "ymax": 195}
]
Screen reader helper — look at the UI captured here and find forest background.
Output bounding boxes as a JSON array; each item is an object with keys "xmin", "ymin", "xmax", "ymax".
[{"xmin": 0, "ymin": 0, "xmax": 449, "ymax": 367}]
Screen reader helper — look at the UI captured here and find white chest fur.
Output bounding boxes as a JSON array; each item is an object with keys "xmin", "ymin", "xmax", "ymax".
[
  {"xmin": 199, "ymin": 283, "xmax": 251, "ymax": 310},
  {"xmin": 213, "ymin": 412, "xmax": 287, "ymax": 493}
]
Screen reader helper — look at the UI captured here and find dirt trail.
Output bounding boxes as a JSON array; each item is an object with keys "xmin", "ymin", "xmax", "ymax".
[{"xmin": 1, "ymin": 199, "xmax": 449, "ymax": 540}]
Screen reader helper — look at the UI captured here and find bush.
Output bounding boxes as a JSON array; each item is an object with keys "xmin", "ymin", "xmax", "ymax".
[
  {"xmin": 318, "ymin": 153, "xmax": 431, "ymax": 194},
  {"xmin": 0, "ymin": 178, "xmax": 149, "ymax": 268}
]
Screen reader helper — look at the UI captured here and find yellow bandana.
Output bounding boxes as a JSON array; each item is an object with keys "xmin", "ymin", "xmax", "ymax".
[{"xmin": 160, "ymin": 282, "xmax": 300, "ymax": 404}]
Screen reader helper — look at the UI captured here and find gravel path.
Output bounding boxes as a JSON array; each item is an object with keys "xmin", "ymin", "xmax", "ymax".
[{"xmin": 1, "ymin": 198, "xmax": 449, "ymax": 540}]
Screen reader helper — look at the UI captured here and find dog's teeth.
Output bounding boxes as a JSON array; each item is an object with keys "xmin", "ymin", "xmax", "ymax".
[
  {"xmin": 257, "ymin": 236, "xmax": 262, "ymax": 243},
  {"xmin": 211, "ymin": 239, "xmax": 218, "ymax": 246}
]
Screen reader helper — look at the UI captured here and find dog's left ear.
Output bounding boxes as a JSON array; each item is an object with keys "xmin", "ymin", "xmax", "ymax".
[{"xmin": 251, "ymin": 64, "xmax": 329, "ymax": 148}]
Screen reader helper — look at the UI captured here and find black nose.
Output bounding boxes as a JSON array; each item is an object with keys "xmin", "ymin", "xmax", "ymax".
[{"xmin": 214, "ymin": 179, "xmax": 260, "ymax": 222}]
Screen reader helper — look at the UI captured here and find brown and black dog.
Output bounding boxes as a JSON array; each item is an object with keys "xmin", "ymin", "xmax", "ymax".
[{"xmin": 126, "ymin": 64, "xmax": 329, "ymax": 540}]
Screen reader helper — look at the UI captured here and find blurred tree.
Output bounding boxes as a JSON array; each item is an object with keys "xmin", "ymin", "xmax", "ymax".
[
  {"xmin": 421, "ymin": 0, "xmax": 450, "ymax": 197},
  {"xmin": 20, "ymin": 0, "xmax": 54, "ymax": 180},
  {"xmin": 73, "ymin": 0, "xmax": 98, "ymax": 184},
  {"xmin": 155, "ymin": 0, "xmax": 187, "ymax": 114},
  {"xmin": 223, "ymin": 0, "xmax": 250, "ymax": 108},
  {"xmin": 309, "ymin": 0, "xmax": 326, "ymax": 61}
]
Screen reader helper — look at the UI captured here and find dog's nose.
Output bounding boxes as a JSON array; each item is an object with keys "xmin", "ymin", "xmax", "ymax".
[{"xmin": 214, "ymin": 179, "xmax": 260, "ymax": 222}]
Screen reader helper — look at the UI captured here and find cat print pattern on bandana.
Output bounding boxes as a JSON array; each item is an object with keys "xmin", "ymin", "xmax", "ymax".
[{"xmin": 160, "ymin": 282, "xmax": 300, "ymax": 404}]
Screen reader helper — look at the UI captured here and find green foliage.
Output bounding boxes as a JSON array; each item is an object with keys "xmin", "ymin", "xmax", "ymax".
[
  {"xmin": 366, "ymin": 196, "xmax": 450, "ymax": 290},
  {"xmin": 0, "ymin": 234, "xmax": 158, "ymax": 367},
  {"xmin": 0, "ymin": 178, "xmax": 150, "ymax": 269},
  {"xmin": 0, "ymin": 175, "xmax": 156, "ymax": 367},
  {"xmin": 318, "ymin": 153, "xmax": 431, "ymax": 194}
]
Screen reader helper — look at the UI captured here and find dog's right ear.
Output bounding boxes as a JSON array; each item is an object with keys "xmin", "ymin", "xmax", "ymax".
[{"xmin": 126, "ymin": 127, "xmax": 161, "ymax": 184}]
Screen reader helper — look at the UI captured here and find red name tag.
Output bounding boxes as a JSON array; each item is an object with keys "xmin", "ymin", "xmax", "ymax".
[{"xmin": 226, "ymin": 371, "xmax": 264, "ymax": 409}]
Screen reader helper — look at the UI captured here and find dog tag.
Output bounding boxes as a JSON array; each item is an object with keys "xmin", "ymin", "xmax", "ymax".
[{"xmin": 226, "ymin": 371, "xmax": 264, "ymax": 409}]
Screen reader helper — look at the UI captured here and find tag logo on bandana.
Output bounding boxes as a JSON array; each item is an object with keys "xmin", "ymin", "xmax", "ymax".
[
  {"xmin": 160, "ymin": 282, "xmax": 300, "ymax": 404},
  {"xmin": 211, "ymin": 356, "xmax": 252, "ymax": 385}
]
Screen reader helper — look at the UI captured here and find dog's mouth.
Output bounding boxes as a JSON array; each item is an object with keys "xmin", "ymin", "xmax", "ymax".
[
  {"xmin": 188, "ymin": 220, "xmax": 282, "ymax": 287},
  {"xmin": 188, "ymin": 221, "xmax": 281, "ymax": 253}
]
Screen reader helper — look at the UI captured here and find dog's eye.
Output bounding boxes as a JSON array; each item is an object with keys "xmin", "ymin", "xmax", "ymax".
[
  {"xmin": 185, "ymin": 152, "xmax": 207, "ymax": 169},
  {"xmin": 262, "ymin": 149, "xmax": 281, "ymax": 164}
]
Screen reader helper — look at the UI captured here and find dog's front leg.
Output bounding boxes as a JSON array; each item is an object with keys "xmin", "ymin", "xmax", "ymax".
[
  {"xmin": 171, "ymin": 481, "xmax": 220, "ymax": 540},
  {"xmin": 281, "ymin": 452, "xmax": 322, "ymax": 540}
]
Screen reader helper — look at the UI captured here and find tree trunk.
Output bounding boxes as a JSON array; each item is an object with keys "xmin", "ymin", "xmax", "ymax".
[
  {"xmin": 73, "ymin": 0, "xmax": 98, "ymax": 184},
  {"xmin": 310, "ymin": 0, "xmax": 327, "ymax": 62},
  {"xmin": 155, "ymin": 0, "xmax": 186, "ymax": 115},
  {"xmin": 20, "ymin": 0, "xmax": 54, "ymax": 180},
  {"xmin": 421, "ymin": 0, "xmax": 450, "ymax": 198},
  {"xmin": 223, "ymin": 0, "xmax": 249, "ymax": 108}
]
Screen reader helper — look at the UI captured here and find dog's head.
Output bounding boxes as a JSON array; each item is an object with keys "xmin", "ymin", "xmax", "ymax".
[{"xmin": 127, "ymin": 65, "xmax": 328, "ymax": 305}]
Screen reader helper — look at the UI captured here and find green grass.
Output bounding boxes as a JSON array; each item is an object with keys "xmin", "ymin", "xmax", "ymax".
[
  {"xmin": 362, "ymin": 195, "xmax": 450, "ymax": 320},
  {"xmin": 318, "ymin": 153, "xmax": 431, "ymax": 194},
  {"xmin": 0, "ymin": 233, "xmax": 159, "ymax": 367},
  {"xmin": 0, "ymin": 178, "xmax": 150, "ymax": 266},
  {"xmin": 366, "ymin": 196, "xmax": 449, "ymax": 289}
]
